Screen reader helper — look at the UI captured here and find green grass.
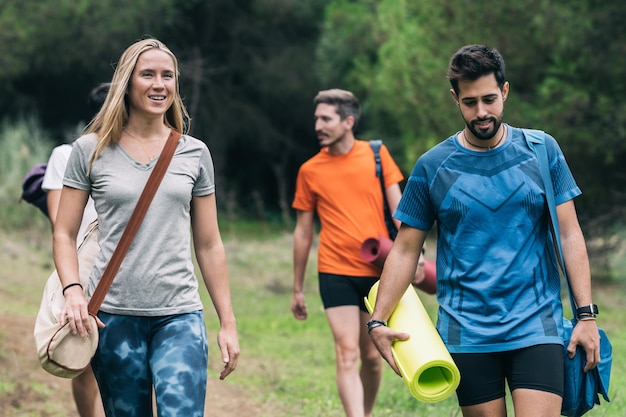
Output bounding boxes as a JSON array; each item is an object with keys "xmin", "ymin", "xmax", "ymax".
[
  {"xmin": 0, "ymin": 214, "xmax": 623, "ymax": 416},
  {"xmin": 0, "ymin": 116, "xmax": 54, "ymax": 232},
  {"xmin": 199, "ymin": 222, "xmax": 625, "ymax": 416}
]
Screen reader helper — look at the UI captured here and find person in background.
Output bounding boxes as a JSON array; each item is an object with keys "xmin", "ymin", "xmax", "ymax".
[
  {"xmin": 368, "ymin": 44, "xmax": 600, "ymax": 417},
  {"xmin": 42, "ymin": 83, "xmax": 109, "ymax": 417},
  {"xmin": 44, "ymin": 83, "xmax": 108, "ymax": 233},
  {"xmin": 291, "ymin": 89, "xmax": 412, "ymax": 417},
  {"xmin": 52, "ymin": 38, "xmax": 239, "ymax": 416}
]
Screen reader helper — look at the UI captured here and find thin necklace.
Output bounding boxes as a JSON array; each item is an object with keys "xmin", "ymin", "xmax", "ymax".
[
  {"xmin": 463, "ymin": 126, "xmax": 506, "ymax": 151},
  {"xmin": 124, "ymin": 129, "xmax": 164, "ymax": 161}
]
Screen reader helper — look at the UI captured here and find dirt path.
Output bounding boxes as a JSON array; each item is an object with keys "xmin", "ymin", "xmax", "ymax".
[{"xmin": 0, "ymin": 313, "xmax": 268, "ymax": 417}]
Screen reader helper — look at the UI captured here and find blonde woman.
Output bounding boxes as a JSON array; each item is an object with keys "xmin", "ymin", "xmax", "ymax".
[{"xmin": 53, "ymin": 38, "xmax": 239, "ymax": 416}]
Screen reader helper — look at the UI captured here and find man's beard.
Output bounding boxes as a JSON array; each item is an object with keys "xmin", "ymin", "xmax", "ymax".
[
  {"xmin": 317, "ymin": 131, "xmax": 345, "ymax": 147},
  {"xmin": 465, "ymin": 114, "xmax": 504, "ymax": 140}
]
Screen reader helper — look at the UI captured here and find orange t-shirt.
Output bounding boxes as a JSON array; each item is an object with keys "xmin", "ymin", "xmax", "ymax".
[{"xmin": 292, "ymin": 140, "xmax": 404, "ymax": 276}]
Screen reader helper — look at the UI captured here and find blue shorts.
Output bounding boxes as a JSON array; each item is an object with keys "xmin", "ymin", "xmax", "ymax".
[
  {"xmin": 318, "ymin": 273, "xmax": 378, "ymax": 312},
  {"xmin": 452, "ymin": 344, "xmax": 564, "ymax": 407},
  {"xmin": 91, "ymin": 311, "xmax": 208, "ymax": 417}
]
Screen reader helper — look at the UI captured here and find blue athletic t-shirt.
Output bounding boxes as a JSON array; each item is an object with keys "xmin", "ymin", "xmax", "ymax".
[{"xmin": 395, "ymin": 125, "xmax": 581, "ymax": 353}]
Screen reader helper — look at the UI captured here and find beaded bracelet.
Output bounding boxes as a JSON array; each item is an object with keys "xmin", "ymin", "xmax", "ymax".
[
  {"xmin": 62, "ymin": 282, "xmax": 83, "ymax": 296},
  {"xmin": 366, "ymin": 319, "xmax": 387, "ymax": 334}
]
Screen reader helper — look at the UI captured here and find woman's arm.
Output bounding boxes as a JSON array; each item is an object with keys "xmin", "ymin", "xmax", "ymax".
[
  {"xmin": 191, "ymin": 193, "xmax": 240, "ymax": 380},
  {"xmin": 52, "ymin": 186, "xmax": 94, "ymax": 336}
]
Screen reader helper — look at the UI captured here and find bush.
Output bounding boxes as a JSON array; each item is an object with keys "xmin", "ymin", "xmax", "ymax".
[{"xmin": 0, "ymin": 116, "xmax": 52, "ymax": 233}]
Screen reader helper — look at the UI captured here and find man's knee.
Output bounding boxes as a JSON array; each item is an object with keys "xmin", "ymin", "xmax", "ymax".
[
  {"xmin": 361, "ymin": 348, "xmax": 382, "ymax": 369},
  {"xmin": 359, "ymin": 345, "xmax": 382, "ymax": 375},
  {"xmin": 335, "ymin": 342, "xmax": 361, "ymax": 368}
]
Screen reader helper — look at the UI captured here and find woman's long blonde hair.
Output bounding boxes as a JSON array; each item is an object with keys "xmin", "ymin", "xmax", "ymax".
[{"xmin": 84, "ymin": 38, "xmax": 191, "ymax": 171}]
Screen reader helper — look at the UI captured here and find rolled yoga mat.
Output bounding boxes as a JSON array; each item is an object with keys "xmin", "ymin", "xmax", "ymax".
[
  {"xmin": 365, "ymin": 281, "xmax": 461, "ymax": 402},
  {"xmin": 360, "ymin": 235, "xmax": 437, "ymax": 294}
]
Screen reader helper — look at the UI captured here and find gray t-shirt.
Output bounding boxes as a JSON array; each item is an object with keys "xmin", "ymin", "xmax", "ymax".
[{"xmin": 64, "ymin": 132, "xmax": 215, "ymax": 316}]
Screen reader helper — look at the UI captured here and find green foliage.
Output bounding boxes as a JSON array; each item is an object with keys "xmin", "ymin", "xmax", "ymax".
[
  {"xmin": 0, "ymin": 117, "xmax": 53, "ymax": 232},
  {"xmin": 317, "ymin": 0, "xmax": 626, "ymax": 216},
  {"xmin": 355, "ymin": 0, "xmax": 459, "ymax": 166},
  {"xmin": 317, "ymin": 0, "xmax": 463, "ymax": 168},
  {"xmin": 0, "ymin": 0, "xmax": 332, "ymax": 222},
  {"xmin": 0, "ymin": 0, "xmax": 178, "ymax": 131},
  {"xmin": 0, "ymin": 0, "xmax": 177, "ymax": 76},
  {"xmin": 0, "ymin": 0, "xmax": 625, "ymax": 223},
  {"xmin": 315, "ymin": 0, "xmax": 378, "ymax": 88},
  {"xmin": 166, "ymin": 0, "xmax": 330, "ymax": 219}
]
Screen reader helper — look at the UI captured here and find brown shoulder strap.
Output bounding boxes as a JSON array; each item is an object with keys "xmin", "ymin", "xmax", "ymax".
[{"xmin": 88, "ymin": 130, "xmax": 181, "ymax": 314}]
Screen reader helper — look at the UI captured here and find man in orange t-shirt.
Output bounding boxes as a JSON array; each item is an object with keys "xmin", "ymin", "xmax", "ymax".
[{"xmin": 291, "ymin": 89, "xmax": 406, "ymax": 417}]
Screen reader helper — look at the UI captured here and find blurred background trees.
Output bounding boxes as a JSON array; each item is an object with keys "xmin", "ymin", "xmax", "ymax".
[{"xmin": 2, "ymin": 0, "xmax": 625, "ymax": 225}]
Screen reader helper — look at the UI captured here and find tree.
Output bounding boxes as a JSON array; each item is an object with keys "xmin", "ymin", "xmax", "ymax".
[
  {"xmin": 0, "ymin": 0, "xmax": 330, "ymax": 223},
  {"xmin": 316, "ymin": 0, "xmax": 626, "ymax": 216},
  {"xmin": 167, "ymin": 0, "xmax": 330, "ymax": 221},
  {"xmin": 0, "ymin": 0, "xmax": 178, "ymax": 130},
  {"xmin": 2, "ymin": 0, "xmax": 624, "ymax": 221}
]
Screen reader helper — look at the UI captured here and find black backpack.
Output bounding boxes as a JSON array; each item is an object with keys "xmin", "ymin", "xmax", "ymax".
[{"xmin": 20, "ymin": 162, "xmax": 49, "ymax": 217}]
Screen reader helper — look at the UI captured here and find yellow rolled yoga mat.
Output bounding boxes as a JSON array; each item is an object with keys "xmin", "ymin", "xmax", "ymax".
[{"xmin": 365, "ymin": 281, "xmax": 461, "ymax": 402}]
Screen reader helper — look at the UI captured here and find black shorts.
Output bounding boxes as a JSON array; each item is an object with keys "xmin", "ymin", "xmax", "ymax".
[
  {"xmin": 452, "ymin": 344, "xmax": 564, "ymax": 407},
  {"xmin": 318, "ymin": 273, "xmax": 378, "ymax": 312}
]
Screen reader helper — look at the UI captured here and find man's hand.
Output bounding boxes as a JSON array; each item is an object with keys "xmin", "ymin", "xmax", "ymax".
[
  {"xmin": 291, "ymin": 291, "xmax": 308, "ymax": 320},
  {"xmin": 369, "ymin": 325, "xmax": 410, "ymax": 376},
  {"xmin": 567, "ymin": 320, "xmax": 601, "ymax": 372}
]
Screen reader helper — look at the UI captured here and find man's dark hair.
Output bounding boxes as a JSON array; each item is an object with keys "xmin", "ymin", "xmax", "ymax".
[
  {"xmin": 313, "ymin": 89, "xmax": 360, "ymax": 129},
  {"xmin": 448, "ymin": 45, "xmax": 506, "ymax": 95}
]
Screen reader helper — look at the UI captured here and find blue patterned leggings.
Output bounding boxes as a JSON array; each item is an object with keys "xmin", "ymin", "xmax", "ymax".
[{"xmin": 91, "ymin": 311, "xmax": 208, "ymax": 417}]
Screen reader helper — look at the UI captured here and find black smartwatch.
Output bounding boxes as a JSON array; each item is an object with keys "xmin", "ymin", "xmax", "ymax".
[{"xmin": 576, "ymin": 304, "xmax": 599, "ymax": 317}]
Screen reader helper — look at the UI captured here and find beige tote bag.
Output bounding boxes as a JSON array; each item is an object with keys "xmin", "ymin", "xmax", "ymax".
[{"xmin": 33, "ymin": 221, "xmax": 99, "ymax": 378}]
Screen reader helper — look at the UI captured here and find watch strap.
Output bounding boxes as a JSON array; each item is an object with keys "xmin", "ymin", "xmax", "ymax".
[{"xmin": 576, "ymin": 304, "xmax": 599, "ymax": 317}]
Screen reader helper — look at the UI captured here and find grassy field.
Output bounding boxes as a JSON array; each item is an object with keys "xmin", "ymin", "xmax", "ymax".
[
  {"xmin": 0, "ymin": 215, "xmax": 624, "ymax": 416},
  {"xmin": 215, "ymin": 222, "xmax": 624, "ymax": 417},
  {"xmin": 212, "ymin": 223, "xmax": 460, "ymax": 416}
]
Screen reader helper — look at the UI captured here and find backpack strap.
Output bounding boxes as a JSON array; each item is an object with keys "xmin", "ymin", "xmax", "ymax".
[
  {"xmin": 369, "ymin": 140, "xmax": 397, "ymax": 240},
  {"xmin": 522, "ymin": 129, "xmax": 561, "ymax": 259},
  {"xmin": 370, "ymin": 140, "xmax": 383, "ymax": 178},
  {"xmin": 522, "ymin": 129, "xmax": 578, "ymax": 314}
]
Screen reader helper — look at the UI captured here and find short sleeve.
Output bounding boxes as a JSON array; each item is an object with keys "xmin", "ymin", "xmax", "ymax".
[
  {"xmin": 63, "ymin": 135, "xmax": 96, "ymax": 192},
  {"xmin": 192, "ymin": 145, "xmax": 216, "ymax": 196},
  {"xmin": 545, "ymin": 133, "xmax": 581, "ymax": 204},
  {"xmin": 292, "ymin": 166, "xmax": 316, "ymax": 212},
  {"xmin": 42, "ymin": 144, "xmax": 72, "ymax": 191}
]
